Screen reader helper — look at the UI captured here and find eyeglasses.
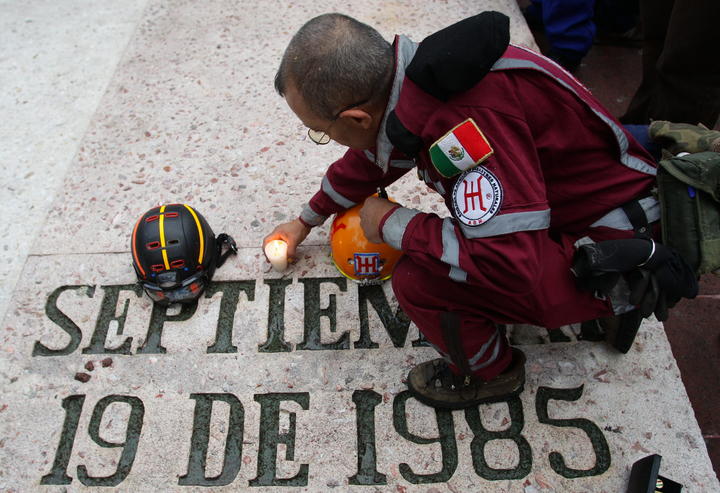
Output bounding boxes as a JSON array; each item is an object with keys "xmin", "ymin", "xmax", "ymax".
[{"xmin": 307, "ymin": 97, "xmax": 370, "ymax": 145}]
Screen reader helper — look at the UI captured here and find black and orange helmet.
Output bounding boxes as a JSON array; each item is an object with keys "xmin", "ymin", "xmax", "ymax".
[{"xmin": 131, "ymin": 204, "xmax": 236, "ymax": 304}]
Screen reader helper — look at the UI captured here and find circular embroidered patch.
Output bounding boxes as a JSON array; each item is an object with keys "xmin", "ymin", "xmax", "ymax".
[{"xmin": 451, "ymin": 167, "xmax": 503, "ymax": 226}]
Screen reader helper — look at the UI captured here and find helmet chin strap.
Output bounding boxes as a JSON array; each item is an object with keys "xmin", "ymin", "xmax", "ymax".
[{"xmin": 215, "ymin": 233, "xmax": 238, "ymax": 268}]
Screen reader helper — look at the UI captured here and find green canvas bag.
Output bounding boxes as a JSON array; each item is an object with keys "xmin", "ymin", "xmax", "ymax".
[{"xmin": 656, "ymin": 151, "xmax": 720, "ymax": 275}]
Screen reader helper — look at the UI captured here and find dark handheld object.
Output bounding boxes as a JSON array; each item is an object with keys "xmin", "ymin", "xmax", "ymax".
[
  {"xmin": 626, "ymin": 454, "xmax": 683, "ymax": 492},
  {"xmin": 572, "ymin": 238, "xmax": 698, "ymax": 321},
  {"xmin": 131, "ymin": 204, "xmax": 237, "ymax": 305}
]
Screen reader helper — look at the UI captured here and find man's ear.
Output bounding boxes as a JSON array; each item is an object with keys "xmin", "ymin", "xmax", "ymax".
[{"xmin": 339, "ymin": 108, "xmax": 374, "ymax": 130}]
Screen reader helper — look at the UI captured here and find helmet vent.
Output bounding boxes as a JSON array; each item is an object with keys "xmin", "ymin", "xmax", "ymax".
[
  {"xmin": 168, "ymin": 239, "xmax": 179, "ymax": 245},
  {"xmin": 165, "ymin": 212, "xmax": 179, "ymax": 218},
  {"xmin": 151, "ymin": 264, "xmax": 165, "ymax": 272},
  {"xmin": 146, "ymin": 241, "xmax": 161, "ymax": 250},
  {"xmin": 170, "ymin": 259, "xmax": 186, "ymax": 268},
  {"xmin": 145, "ymin": 215, "xmax": 159, "ymax": 222}
]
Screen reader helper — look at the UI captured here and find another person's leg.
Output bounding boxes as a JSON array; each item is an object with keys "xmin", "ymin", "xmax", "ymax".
[
  {"xmin": 651, "ymin": 0, "xmax": 720, "ymax": 127},
  {"xmin": 594, "ymin": 0, "xmax": 640, "ymax": 44},
  {"xmin": 623, "ymin": 0, "xmax": 720, "ymax": 127},
  {"xmin": 621, "ymin": 0, "xmax": 674, "ymax": 124},
  {"xmin": 541, "ymin": 0, "xmax": 597, "ymax": 71}
]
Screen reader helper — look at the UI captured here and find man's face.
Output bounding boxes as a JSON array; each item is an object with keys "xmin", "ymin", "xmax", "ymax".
[{"xmin": 284, "ymin": 84, "xmax": 377, "ymax": 150}]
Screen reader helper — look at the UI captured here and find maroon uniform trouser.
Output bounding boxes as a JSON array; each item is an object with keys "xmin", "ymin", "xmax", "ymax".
[
  {"xmin": 392, "ymin": 254, "xmax": 514, "ymax": 380},
  {"xmin": 391, "ymin": 225, "xmax": 639, "ymax": 382}
]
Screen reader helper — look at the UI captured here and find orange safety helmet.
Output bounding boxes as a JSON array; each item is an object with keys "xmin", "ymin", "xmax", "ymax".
[{"xmin": 330, "ymin": 200, "xmax": 403, "ymax": 283}]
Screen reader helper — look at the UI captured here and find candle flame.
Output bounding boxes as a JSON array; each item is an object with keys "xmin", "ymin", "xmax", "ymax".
[
  {"xmin": 264, "ymin": 240, "xmax": 288, "ymax": 272},
  {"xmin": 265, "ymin": 240, "xmax": 287, "ymax": 257}
]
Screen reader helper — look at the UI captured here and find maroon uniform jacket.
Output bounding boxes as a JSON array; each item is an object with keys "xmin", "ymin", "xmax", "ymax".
[{"xmin": 298, "ymin": 13, "xmax": 658, "ymax": 328}]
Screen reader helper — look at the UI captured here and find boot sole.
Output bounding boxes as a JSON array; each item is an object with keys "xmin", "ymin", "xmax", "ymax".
[{"xmin": 406, "ymin": 380, "xmax": 526, "ymax": 410}]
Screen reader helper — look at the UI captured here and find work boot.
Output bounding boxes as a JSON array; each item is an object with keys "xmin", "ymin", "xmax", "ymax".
[
  {"xmin": 406, "ymin": 348, "xmax": 526, "ymax": 410},
  {"xmin": 649, "ymin": 121, "xmax": 720, "ymax": 155},
  {"xmin": 599, "ymin": 310, "xmax": 643, "ymax": 354}
]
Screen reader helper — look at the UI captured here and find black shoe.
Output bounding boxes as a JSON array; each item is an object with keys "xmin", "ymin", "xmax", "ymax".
[
  {"xmin": 406, "ymin": 348, "xmax": 526, "ymax": 410},
  {"xmin": 548, "ymin": 48, "xmax": 583, "ymax": 72}
]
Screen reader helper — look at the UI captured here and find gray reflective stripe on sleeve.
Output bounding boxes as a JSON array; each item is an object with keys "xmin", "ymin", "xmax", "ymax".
[
  {"xmin": 459, "ymin": 209, "xmax": 551, "ymax": 239},
  {"xmin": 441, "ymin": 218, "xmax": 468, "ymax": 282},
  {"xmin": 590, "ymin": 196, "xmax": 660, "ymax": 230},
  {"xmin": 469, "ymin": 329, "xmax": 501, "ymax": 371},
  {"xmin": 641, "ymin": 196, "xmax": 661, "ymax": 223},
  {"xmin": 592, "ymin": 111, "xmax": 657, "ymax": 176},
  {"xmin": 321, "ymin": 175, "xmax": 356, "ymax": 209},
  {"xmin": 364, "ymin": 150, "xmax": 376, "ymax": 162},
  {"xmin": 389, "ymin": 159, "xmax": 416, "ymax": 169},
  {"xmin": 491, "ymin": 58, "xmax": 657, "ymax": 176},
  {"xmin": 300, "ymin": 203, "xmax": 327, "ymax": 226},
  {"xmin": 381, "ymin": 207, "xmax": 421, "ymax": 250}
]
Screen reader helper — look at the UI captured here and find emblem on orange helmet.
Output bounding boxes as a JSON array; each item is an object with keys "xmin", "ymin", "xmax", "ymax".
[{"xmin": 330, "ymin": 199, "xmax": 403, "ymax": 284}]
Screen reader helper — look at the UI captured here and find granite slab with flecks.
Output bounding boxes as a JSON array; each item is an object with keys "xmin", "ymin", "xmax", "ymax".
[
  {"xmin": 0, "ymin": 249, "xmax": 717, "ymax": 491},
  {"xmin": 1, "ymin": 0, "xmax": 717, "ymax": 491}
]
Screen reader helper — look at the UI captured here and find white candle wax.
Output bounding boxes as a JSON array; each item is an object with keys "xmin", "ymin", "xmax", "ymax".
[{"xmin": 264, "ymin": 239, "xmax": 288, "ymax": 272}]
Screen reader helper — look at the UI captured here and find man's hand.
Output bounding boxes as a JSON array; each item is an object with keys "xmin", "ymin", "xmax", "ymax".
[
  {"xmin": 360, "ymin": 196, "xmax": 397, "ymax": 244},
  {"xmin": 263, "ymin": 218, "xmax": 311, "ymax": 264}
]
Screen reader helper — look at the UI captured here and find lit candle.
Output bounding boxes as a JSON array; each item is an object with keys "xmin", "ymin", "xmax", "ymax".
[{"xmin": 264, "ymin": 239, "xmax": 288, "ymax": 272}]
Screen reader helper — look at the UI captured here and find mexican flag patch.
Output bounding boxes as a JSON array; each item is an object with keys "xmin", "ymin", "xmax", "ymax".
[{"xmin": 429, "ymin": 119, "xmax": 494, "ymax": 178}]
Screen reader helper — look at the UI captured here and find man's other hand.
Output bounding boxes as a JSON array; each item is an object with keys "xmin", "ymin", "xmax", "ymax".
[
  {"xmin": 263, "ymin": 218, "xmax": 311, "ymax": 264},
  {"xmin": 360, "ymin": 196, "xmax": 397, "ymax": 244}
]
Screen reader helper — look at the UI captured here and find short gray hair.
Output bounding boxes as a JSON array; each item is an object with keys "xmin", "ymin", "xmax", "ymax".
[{"xmin": 275, "ymin": 13, "xmax": 393, "ymax": 120}]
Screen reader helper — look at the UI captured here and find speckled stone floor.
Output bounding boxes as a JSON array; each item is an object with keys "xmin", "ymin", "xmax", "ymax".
[{"xmin": 0, "ymin": 1, "xmax": 718, "ymax": 491}]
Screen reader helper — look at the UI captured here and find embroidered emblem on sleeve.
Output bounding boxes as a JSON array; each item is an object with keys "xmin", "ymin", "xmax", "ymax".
[
  {"xmin": 429, "ymin": 118, "xmax": 494, "ymax": 178},
  {"xmin": 452, "ymin": 167, "xmax": 503, "ymax": 226}
]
